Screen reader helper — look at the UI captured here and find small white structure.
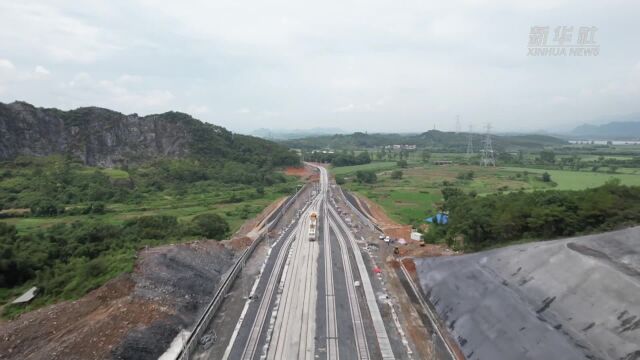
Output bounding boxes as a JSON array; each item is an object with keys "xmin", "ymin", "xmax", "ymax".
[
  {"xmin": 410, "ymin": 231, "xmax": 423, "ymax": 241},
  {"xmin": 12, "ymin": 286, "xmax": 38, "ymax": 304}
]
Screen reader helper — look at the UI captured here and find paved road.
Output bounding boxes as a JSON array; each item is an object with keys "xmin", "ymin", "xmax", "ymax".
[{"xmin": 219, "ymin": 164, "xmax": 395, "ymax": 360}]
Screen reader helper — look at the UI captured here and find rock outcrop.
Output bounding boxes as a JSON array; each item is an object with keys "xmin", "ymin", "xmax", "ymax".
[{"xmin": 0, "ymin": 101, "xmax": 229, "ymax": 167}]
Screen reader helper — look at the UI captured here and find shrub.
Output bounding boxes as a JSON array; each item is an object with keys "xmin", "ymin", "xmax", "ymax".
[
  {"xmin": 390, "ymin": 170, "xmax": 403, "ymax": 179},
  {"xmin": 456, "ymin": 171, "xmax": 474, "ymax": 181},
  {"xmin": 356, "ymin": 170, "xmax": 377, "ymax": 184},
  {"xmin": 191, "ymin": 213, "xmax": 230, "ymax": 239},
  {"xmin": 30, "ymin": 199, "xmax": 65, "ymax": 217},
  {"xmin": 124, "ymin": 215, "xmax": 180, "ymax": 239}
]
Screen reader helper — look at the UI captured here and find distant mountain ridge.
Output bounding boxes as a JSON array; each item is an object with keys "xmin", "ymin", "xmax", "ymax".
[
  {"xmin": 571, "ymin": 120, "xmax": 640, "ymax": 139},
  {"xmin": 250, "ymin": 127, "xmax": 346, "ymax": 140},
  {"xmin": 0, "ymin": 101, "xmax": 298, "ymax": 167},
  {"xmin": 282, "ymin": 130, "xmax": 567, "ymax": 151}
]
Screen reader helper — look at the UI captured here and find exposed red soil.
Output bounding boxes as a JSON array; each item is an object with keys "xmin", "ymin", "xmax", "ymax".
[
  {"xmin": 401, "ymin": 258, "xmax": 417, "ymax": 275},
  {"xmin": 354, "ymin": 195, "xmax": 413, "ymax": 240},
  {"xmin": 283, "ymin": 164, "xmax": 316, "ymax": 180},
  {"xmin": 354, "ymin": 193, "xmax": 455, "ymax": 258},
  {"xmin": 225, "ymin": 236, "xmax": 253, "ymax": 251},
  {"xmin": 399, "ymin": 241, "xmax": 455, "ymax": 258},
  {"xmin": 381, "ymin": 255, "xmax": 435, "ymax": 358},
  {"xmin": 0, "ymin": 275, "xmax": 168, "ymax": 360}
]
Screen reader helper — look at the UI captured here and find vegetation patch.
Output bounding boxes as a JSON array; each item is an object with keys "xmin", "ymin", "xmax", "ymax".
[
  {"xmin": 430, "ymin": 180, "xmax": 640, "ymax": 252},
  {"xmin": 0, "ymin": 156, "xmax": 301, "ymax": 317}
]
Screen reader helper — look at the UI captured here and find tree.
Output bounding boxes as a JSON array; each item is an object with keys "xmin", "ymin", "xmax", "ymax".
[
  {"xmin": 356, "ymin": 151, "xmax": 371, "ymax": 165},
  {"xmin": 30, "ymin": 199, "xmax": 65, "ymax": 217},
  {"xmin": 539, "ymin": 150, "xmax": 556, "ymax": 164},
  {"xmin": 355, "ymin": 170, "xmax": 377, "ymax": 184},
  {"xmin": 441, "ymin": 187, "xmax": 464, "ymax": 201},
  {"xmin": 192, "ymin": 213, "xmax": 230, "ymax": 239},
  {"xmin": 421, "ymin": 150, "xmax": 432, "ymax": 163},
  {"xmin": 397, "ymin": 160, "xmax": 408, "ymax": 168},
  {"xmin": 390, "ymin": 170, "xmax": 403, "ymax": 179},
  {"xmin": 541, "ymin": 172, "xmax": 552, "ymax": 182},
  {"xmin": 335, "ymin": 175, "xmax": 346, "ymax": 185}
]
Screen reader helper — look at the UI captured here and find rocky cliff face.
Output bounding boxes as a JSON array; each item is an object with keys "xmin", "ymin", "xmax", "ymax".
[{"xmin": 0, "ymin": 101, "xmax": 227, "ymax": 167}]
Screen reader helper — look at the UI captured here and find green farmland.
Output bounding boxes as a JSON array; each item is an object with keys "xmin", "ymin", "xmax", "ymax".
[{"xmin": 333, "ymin": 161, "xmax": 640, "ymax": 226}]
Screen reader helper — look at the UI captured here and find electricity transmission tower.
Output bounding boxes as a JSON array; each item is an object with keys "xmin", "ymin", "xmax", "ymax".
[
  {"xmin": 480, "ymin": 123, "xmax": 496, "ymax": 167},
  {"xmin": 455, "ymin": 115, "xmax": 461, "ymax": 133},
  {"xmin": 466, "ymin": 125, "xmax": 474, "ymax": 156}
]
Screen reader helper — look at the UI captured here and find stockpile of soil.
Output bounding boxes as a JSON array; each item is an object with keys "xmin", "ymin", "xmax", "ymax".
[{"xmin": 0, "ymin": 241, "xmax": 234, "ymax": 360}]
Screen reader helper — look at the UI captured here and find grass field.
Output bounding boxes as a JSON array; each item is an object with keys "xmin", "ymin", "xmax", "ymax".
[
  {"xmin": 330, "ymin": 161, "xmax": 398, "ymax": 176},
  {"xmin": 336, "ymin": 161, "xmax": 640, "ymax": 226},
  {"xmin": 501, "ymin": 167, "xmax": 640, "ymax": 190},
  {"xmin": 76, "ymin": 167, "xmax": 131, "ymax": 179},
  {"xmin": 2, "ymin": 185, "xmax": 291, "ymax": 235}
]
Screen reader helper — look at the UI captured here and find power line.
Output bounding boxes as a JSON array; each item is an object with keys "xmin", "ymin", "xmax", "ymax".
[{"xmin": 480, "ymin": 123, "xmax": 495, "ymax": 167}]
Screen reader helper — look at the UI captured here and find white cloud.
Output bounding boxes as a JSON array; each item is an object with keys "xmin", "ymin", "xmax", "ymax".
[
  {"xmin": 186, "ymin": 104, "xmax": 210, "ymax": 115},
  {"xmin": 0, "ymin": 58, "xmax": 15, "ymax": 71},
  {"xmin": 551, "ymin": 96, "xmax": 570, "ymax": 105},
  {"xmin": 32, "ymin": 65, "xmax": 51, "ymax": 79},
  {"xmin": 61, "ymin": 72, "xmax": 174, "ymax": 111},
  {"xmin": 0, "ymin": 3, "xmax": 121, "ymax": 63},
  {"xmin": 333, "ymin": 103, "xmax": 375, "ymax": 113},
  {"xmin": 116, "ymin": 74, "xmax": 142, "ymax": 85}
]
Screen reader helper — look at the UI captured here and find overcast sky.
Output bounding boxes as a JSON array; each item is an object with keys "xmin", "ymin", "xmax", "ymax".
[{"xmin": 0, "ymin": 0, "xmax": 638, "ymax": 134}]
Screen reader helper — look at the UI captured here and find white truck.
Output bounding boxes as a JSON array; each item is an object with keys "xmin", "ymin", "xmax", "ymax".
[{"xmin": 308, "ymin": 212, "xmax": 318, "ymax": 241}]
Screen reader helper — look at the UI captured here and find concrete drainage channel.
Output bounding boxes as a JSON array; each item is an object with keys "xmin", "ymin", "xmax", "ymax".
[{"xmin": 173, "ymin": 184, "xmax": 309, "ymax": 360}]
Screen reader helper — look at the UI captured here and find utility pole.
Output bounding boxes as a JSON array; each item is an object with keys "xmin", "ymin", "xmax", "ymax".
[
  {"xmin": 480, "ymin": 123, "xmax": 496, "ymax": 167},
  {"xmin": 466, "ymin": 124, "xmax": 474, "ymax": 157}
]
